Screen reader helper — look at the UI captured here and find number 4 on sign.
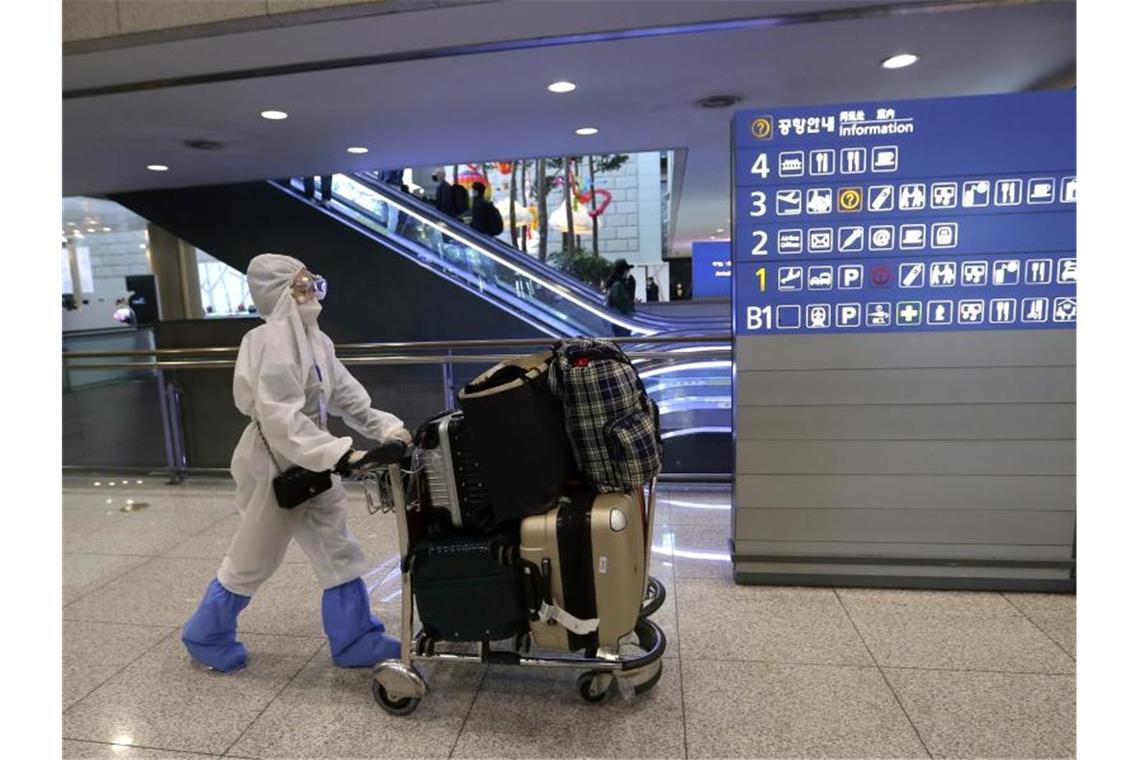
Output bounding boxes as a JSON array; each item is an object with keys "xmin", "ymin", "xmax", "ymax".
[
  {"xmin": 755, "ymin": 267, "xmax": 767, "ymax": 292},
  {"xmin": 751, "ymin": 153, "xmax": 770, "ymax": 178}
]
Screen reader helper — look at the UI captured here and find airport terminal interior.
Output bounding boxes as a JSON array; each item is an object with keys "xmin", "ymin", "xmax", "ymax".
[{"xmin": 60, "ymin": 1, "xmax": 1079, "ymax": 758}]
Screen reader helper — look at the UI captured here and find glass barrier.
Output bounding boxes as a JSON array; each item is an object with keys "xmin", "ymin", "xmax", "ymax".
[{"xmin": 287, "ymin": 175, "xmax": 629, "ymax": 338}]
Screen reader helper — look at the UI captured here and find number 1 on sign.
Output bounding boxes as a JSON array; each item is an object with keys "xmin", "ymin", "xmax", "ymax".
[
  {"xmin": 755, "ymin": 267, "xmax": 767, "ymax": 292},
  {"xmin": 751, "ymin": 153, "xmax": 770, "ymax": 178}
]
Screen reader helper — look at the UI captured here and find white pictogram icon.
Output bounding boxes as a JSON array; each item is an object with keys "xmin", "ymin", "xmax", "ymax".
[
  {"xmin": 776, "ymin": 189, "xmax": 802, "ymax": 216},
  {"xmin": 837, "ymin": 226, "xmax": 864, "ymax": 252},
  {"xmin": 1027, "ymin": 178, "xmax": 1056, "ymax": 204},
  {"xmin": 840, "ymin": 147, "xmax": 866, "ymax": 174},
  {"xmin": 778, "ymin": 229, "xmax": 803, "ymax": 254},
  {"xmin": 776, "ymin": 304, "xmax": 802, "ymax": 329},
  {"xmin": 809, "ymin": 149, "xmax": 835, "ymax": 176},
  {"xmin": 899, "ymin": 262, "xmax": 925, "ymax": 288},
  {"xmin": 1061, "ymin": 176, "xmax": 1076, "ymax": 203},
  {"xmin": 806, "ymin": 188, "xmax": 834, "ymax": 214},
  {"xmin": 808, "ymin": 266, "xmax": 834, "ymax": 290},
  {"xmin": 866, "ymin": 302, "xmax": 892, "ymax": 326},
  {"xmin": 993, "ymin": 260, "xmax": 1021, "ymax": 285},
  {"xmin": 958, "ymin": 300, "xmax": 985, "ymax": 324},
  {"xmin": 808, "ymin": 228, "xmax": 833, "ymax": 253},
  {"xmin": 991, "ymin": 298, "xmax": 1017, "ymax": 324},
  {"xmin": 1057, "ymin": 258, "xmax": 1076, "ymax": 283},
  {"xmin": 899, "ymin": 224, "xmax": 926, "ymax": 249},
  {"xmin": 896, "ymin": 301, "xmax": 922, "ymax": 326},
  {"xmin": 871, "ymin": 146, "xmax": 898, "ymax": 172},
  {"xmin": 778, "ymin": 151, "xmax": 804, "ymax": 177},
  {"xmin": 931, "ymin": 222, "xmax": 958, "ymax": 248},
  {"xmin": 838, "ymin": 264, "xmax": 864, "ymax": 290},
  {"xmin": 869, "ymin": 225, "xmax": 895, "ymax": 251},
  {"xmin": 995, "ymin": 178, "xmax": 1023, "ymax": 206},
  {"xmin": 927, "ymin": 300, "xmax": 953, "ymax": 325},
  {"xmin": 1053, "ymin": 297, "xmax": 1076, "ymax": 323},
  {"xmin": 777, "ymin": 266, "xmax": 803, "ymax": 291},
  {"xmin": 961, "ymin": 261, "xmax": 988, "ymax": 286},
  {"xmin": 929, "ymin": 262, "xmax": 957, "ymax": 287},
  {"xmin": 1022, "ymin": 297, "xmax": 1049, "ymax": 323},
  {"xmin": 868, "ymin": 185, "xmax": 895, "ymax": 212},
  {"xmin": 807, "ymin": 304, "xmax": 831, "ymax": 329},
  {"xmin": 836, "ymin": 303, "xmax": 861, "ymax": 328},
  {"xmin": 931, "ymin": 182, "xmax": 958, "ymax": 208},
  {"xmin": 1026, "ymin": 259, "xmax": 1053, "ymax": 285},
  {"xmin": 962, "ymin": 180, "xmax": 991, "ymax": 207},
  {"xmin": 899, "ymin": 183, "xmax": 926, "ymax": 210}
]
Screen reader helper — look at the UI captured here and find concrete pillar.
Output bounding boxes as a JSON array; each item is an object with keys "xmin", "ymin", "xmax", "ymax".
[{"xmin": 147, "ymin": 224, "xmax": 204, "ymax": 320}]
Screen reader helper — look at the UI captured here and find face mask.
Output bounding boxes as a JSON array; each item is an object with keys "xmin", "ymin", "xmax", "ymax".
[{"xmin": 298, "ymin": 298, "xmax": 322, "ymax": 326}]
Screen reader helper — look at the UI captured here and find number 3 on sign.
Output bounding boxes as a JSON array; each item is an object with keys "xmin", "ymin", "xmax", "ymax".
[
  {"xmin": 750, "ymin": 191, "xmax": 767, "ymax": 217},
  {"xmin": 751, "ymin": 153, "xmax": 770, "ymax": 178}
]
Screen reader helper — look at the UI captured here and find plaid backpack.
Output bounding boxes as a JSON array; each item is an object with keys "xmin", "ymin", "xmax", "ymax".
[{"xmin": 547, "ymin": 339, "xmax": 663, "ymax": 492}]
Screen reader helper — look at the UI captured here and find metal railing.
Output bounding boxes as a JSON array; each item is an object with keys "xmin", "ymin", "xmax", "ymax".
[{"xmin": 63, "ymin": 335, "xmax": 732, "ymax": 483}]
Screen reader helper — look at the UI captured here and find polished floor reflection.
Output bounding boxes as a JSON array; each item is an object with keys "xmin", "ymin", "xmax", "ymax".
[{"xmin": 62, "ymin": 477, "xmax": 1074, "ymax": 759}]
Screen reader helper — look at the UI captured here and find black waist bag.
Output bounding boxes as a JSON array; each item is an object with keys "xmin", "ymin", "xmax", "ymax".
[
  {"xmin": 458, "ymin": 352, "xmax": 578, "ymax": 523},
  {"xmin": 409, "ymin": 531, "xmax": 529, "ymax": 642}
]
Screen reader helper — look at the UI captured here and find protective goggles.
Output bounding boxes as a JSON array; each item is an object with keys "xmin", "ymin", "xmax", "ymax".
[{"xmin": 291, "ymin": 270, "xmax": 328, "ymax": 303}]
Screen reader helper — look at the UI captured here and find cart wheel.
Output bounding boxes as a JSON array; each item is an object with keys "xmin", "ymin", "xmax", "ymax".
[
  {"xmin": 576, "ymin": 671, "xmax": 609, "ymax": 704},
  {"xmin": 634, "ymin": 662, "xmax": 664, "ymax": 696},
  {"xmin": 641, "ymin": 576, "xmax": 666, "ymax": 618},
  {"xmin": 372, "ymin": 679, "xmax": 420, "ymax": 716}
]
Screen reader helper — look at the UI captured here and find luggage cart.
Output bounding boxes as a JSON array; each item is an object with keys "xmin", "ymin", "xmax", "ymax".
[{"xmin": 361, "ymin": 447, "xmax": 668, "ymax": 716}]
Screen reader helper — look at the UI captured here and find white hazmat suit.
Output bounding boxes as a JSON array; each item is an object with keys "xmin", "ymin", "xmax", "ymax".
[{"xmin": 182, "ymin": 253, "xmax": 409, "ymax": 672}]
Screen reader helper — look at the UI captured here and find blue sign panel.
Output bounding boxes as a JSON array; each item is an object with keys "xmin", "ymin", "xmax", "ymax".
[
  {"xmin": 692, "ymin": 240, "xmax": 732, "ymax": 298},
  {"xmin": 731, "ymin": 92, "xmax": 1075, "ymax": 334}
]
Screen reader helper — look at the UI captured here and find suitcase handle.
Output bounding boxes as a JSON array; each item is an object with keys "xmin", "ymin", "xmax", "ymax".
[{"xmin": 517, "ymin": 558, "xmax": 548, "ymax": 621}]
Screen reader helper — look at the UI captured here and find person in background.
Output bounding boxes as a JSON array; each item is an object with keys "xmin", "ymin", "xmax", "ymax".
[
  {"xmin": 432, "ymin": 169, "xmax": 457, "ymax": 217},
  {"xmin": 605, "ymin": 258, "xmax": 635, "ymax": 337},
  {"xmin": 378, "ymin": 168, "xmax": 404, "ymax": 234},
  {"xmin": 646, "ymin": 276, "xmax": 660, "ymax": 303},
  {"xmin": 469, "ymin": 182, "xmax": 504, "ymax": 236},
  {"xmin": 303, "ymin": 175, "xmax": 333, "ymax": 204}
]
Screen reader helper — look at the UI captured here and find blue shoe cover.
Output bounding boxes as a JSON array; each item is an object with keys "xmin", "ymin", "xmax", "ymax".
[
  {"xmin": 181, "ymin": 578, "xmax": 251, "ymax": 673},
  {"xmin": 322, "ymin": 578, "xmax": 401, "ymax": 667}
]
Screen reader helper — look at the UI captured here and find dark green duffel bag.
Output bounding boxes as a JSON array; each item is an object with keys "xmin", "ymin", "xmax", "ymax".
[{"xmin": 409, "ymin": 531, "xmax": 529, "ymax": 643}]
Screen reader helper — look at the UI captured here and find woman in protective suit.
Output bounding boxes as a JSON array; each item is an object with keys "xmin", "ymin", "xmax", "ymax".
[{"xmin": 181, "ymin": 253, "xmax": 412, "ymax": 672}]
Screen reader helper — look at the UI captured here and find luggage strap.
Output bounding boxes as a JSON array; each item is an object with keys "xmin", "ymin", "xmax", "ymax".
[{"xmin": 538, "ymin": 600, "xmax": 600, "ymax": 636}]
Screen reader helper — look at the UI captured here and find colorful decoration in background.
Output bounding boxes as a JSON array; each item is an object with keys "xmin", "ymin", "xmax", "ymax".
[
  {"xmin": 496, "ymin": 161, "xmax": 513, "ymax": 174},
  {"xmin": 457, "ymin": 164, "xmax": 490, "ymax": 198}
]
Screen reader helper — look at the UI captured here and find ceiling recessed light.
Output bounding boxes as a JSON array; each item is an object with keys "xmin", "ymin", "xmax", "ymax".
[
  {"xmin": 881, "ymin": 53, "xmax": 919, "ymax": 69},
  {"xmin": 102, "ymin": 227, "xmax": 111, "ymax": 232},
  {"xmin": 139, "ymin": 244, "xmax": 147, "ymax": 249},
  {"xmin": 86, "ymin": 228, "xmax": 96, "ymax": 233},
  {"xmin": 716, "ymin": 228, "xmax": 724, "ymax": 233},
  {"xmin": 347, "ymin": 146, "xmax": 369, "ymax": 154},
  {"xmin": 548, "ymin": 81, "xmax": 576, "ymax": 94},
  {"xmin": 146, "ymin": 164, "xmax": 169, "ymax": 172},
  {"xmin": 575, "ymin": 127, "xmax": 599, "ymax": 136},
  {"xmin": 260, "ymin": 110, "xmax": 289, "ymax": 120}
]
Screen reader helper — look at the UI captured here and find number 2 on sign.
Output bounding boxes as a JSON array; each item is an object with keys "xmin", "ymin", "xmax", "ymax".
[
  {"xmin": 755, "ymin": 267, "xmax": 767, "ymax": 292},
  {"xmin": 751, "ymin": 153, "xmax": 770, "ymax": 178},
  {"xmin": 750, "ymin": 191, "xmax": 767, "ymax": 217},
  {"xmin": 751, "ymin": 230, "xmax": 768, "ymax": 256}
]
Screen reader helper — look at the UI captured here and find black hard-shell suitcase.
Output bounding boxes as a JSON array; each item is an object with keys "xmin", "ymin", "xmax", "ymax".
[
  {"xmin": 458, "ymin": 352, "xmax": 578, "ymax": 524},
  {"xmin": 415, "ymin": 410, "xmax": 494, "ymax": 534},
  {"xmin": 409, "ymin": 532, "xmax": 529, "ymax": 643}
]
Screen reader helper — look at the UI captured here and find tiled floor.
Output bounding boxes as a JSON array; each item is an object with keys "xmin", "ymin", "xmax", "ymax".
[{"xmin": 62, "ymin": 478, "xmax": 1075, "ymax": 759}]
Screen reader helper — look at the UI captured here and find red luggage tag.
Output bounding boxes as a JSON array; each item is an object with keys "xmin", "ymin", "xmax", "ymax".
[{"xmin": 571, "ymin": 356, "xmax": 592, "ymax": 368}]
